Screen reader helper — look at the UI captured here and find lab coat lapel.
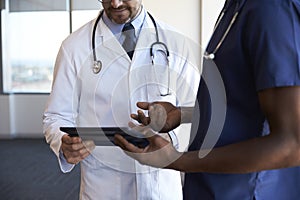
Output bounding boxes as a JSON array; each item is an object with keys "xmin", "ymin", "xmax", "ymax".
[
  {"xmin": 94, "ymin": 15, "xmax": 157, "ymax": 64},
  {"xmin": 131, "ymin": 14, "xmax": 157, "ymax": 65},
  {"xmin": 96, "ymin": 20, "xmax": 126, "ymax": 57},
  {"xmin": 128, "ymin": 15, "xmax": 158, "ymax": 112}
]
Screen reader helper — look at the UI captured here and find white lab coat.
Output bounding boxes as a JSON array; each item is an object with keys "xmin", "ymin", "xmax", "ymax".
[{"xmin": 43, "ymin": 11, "xmax": 200, "ymax": 200}]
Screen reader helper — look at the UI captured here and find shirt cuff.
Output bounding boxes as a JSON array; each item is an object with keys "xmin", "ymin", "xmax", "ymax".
[
  {"xmin": 58, "ymin": 150, "xmax": 75, "ymax": 173},
  {"xmin": 168, "ymin": 131, "xmax": 179, "ymax": 149}
]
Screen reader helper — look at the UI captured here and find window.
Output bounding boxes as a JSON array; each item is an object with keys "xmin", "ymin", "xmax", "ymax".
[{"xmin": 1, "ymin": 0, "xmax": 100, "ymax": 93}]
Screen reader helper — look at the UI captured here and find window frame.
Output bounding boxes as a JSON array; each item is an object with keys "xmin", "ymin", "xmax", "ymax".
[
  {"xmin": 0, "ymin": 11, "xmax": 3, "ymax": 94},
  {"xmin": 0, "ymin": 0, "xmax": 100, "ymax": 94}
]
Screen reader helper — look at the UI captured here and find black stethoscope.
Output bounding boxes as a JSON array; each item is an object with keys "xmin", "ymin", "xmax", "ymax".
[
  {"xmin": 91, "ymin": 10, "xmax": 171, "ymax": 96},
  {"xmin": 204, "ymin": 0, "xmax": 246, "ymax": 60}
]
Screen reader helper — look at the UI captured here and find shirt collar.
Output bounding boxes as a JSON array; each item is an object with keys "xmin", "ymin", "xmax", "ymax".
[{"xmin": 102, "ymin": 6, "xmax": 146, "ymax": 37}]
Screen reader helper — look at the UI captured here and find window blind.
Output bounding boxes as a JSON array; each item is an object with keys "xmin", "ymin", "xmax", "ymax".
[{"xmin": 9, "ymin": 0, "xmax": 99, "ymax": 12}]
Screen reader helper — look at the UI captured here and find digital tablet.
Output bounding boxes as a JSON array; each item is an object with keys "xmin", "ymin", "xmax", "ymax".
[{"xmin": 60, "ymin": 127, "xmax": 149, "ymax": 147}]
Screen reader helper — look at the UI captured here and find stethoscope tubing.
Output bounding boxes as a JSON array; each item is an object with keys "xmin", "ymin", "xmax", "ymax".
[
  {"xmin": 91, "ymin": 10, "xmax": 171, "ymax": 96},
  {"xmin": 92, "ymin": 10, "xmax": 170, "ymax": 65},
  {"xmin": 204, "ymin": 0, "xmax": 247, "ymax": 60}
]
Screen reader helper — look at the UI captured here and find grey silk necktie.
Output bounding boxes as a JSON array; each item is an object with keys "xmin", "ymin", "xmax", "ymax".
[{"xmin": 122, "ymin": 23, "xmax": 136, "ymax": 59}]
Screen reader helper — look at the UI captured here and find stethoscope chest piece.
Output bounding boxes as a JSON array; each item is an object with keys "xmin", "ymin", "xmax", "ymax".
[{"xmin": 93, "ymin": 60, "xmax": 102, "ymax": 74}]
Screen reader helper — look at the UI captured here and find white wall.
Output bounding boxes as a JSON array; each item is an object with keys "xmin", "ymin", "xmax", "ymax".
[
  {"xmin": 201, "ymin": 0, "xmax": 225, "ymax": 47},
  {"xmin": 0, "ymin": 0, "xmax": 224, "ymax": 138},
  {"xmin": 143, "ymin": 0, "xmax": 201, "ymax": 45},
  {"xmin": 0, "ymin": 94, "xmax": 48, "ymax": 138},
  {"xmin": 0, "ymin": 95, "xmax": 11, "ymax": 135}
]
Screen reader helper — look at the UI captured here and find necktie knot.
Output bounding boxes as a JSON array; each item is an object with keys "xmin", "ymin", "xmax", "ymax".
[
  {"xmin": 122, "ymin": 22, "xmax": 134, "ymax": 33},
  {"xmin": 122, "ymin": 23, "xmax": 136, "ymax": 59}
]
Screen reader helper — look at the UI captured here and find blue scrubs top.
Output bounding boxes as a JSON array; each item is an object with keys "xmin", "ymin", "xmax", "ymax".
[{"xmin": 184, "ymin": 0, "xmax": 300, "ymax": 199}]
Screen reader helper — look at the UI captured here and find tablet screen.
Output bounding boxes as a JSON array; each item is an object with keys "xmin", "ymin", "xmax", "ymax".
[{"xmin": 60, "ymin": 127, "xmax": 149, "ymax": 147}]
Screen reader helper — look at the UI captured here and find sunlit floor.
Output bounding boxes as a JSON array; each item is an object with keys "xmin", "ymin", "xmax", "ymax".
[{"xmin": 0, "ymin": 138, "xmax": 80, "ymax": 200}]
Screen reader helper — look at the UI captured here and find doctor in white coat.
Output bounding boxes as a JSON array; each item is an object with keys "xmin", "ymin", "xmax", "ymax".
[{"xmin": 43, "ymin": 0, "xmax": 200, "ymax": 199}]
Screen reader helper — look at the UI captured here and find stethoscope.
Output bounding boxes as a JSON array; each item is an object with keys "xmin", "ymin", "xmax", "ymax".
[
  {"xmin": 91, "ymin": 10, "xmax": 171, "ymax": 96},
  {"xmin": 204, "ymin": 0, "xmax": 246, "ymax": 60}
]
